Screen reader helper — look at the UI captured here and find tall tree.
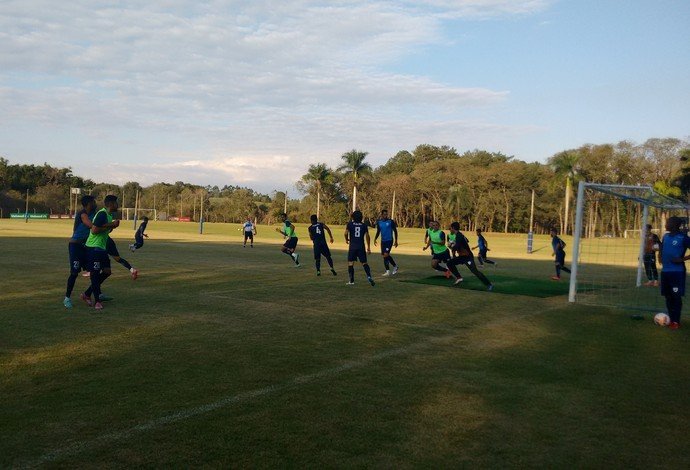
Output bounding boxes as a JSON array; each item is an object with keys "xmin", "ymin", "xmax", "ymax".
[
  {"xmin": 338, "ymin": 149, "xmax": 372, "ymax": 212},
  {"xmin": 300, "ymin": 163, "xmax": 331, "ymax": 219},
  {"xmin": 548, "ymin": 150, "xmax": 580, "ymax": 234}
]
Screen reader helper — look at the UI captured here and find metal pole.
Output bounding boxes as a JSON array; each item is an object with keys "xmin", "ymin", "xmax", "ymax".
[
  {"xmin": 569, "ymin": 181, "xmax": 587, "ymax": 302},
  {"xmin": 199, "ymin": 192, "xmax": 204, "ymax": 234},
  {"xmin": 391, "ymin": 190, "xmax": 396, "ymax": 221},
  {"xmin": 284, "ymin": 190, "xmax": 288, "ymax": 214},
  {"xmin": 133, "ymin": 190, "xmax": 139, "ymax": 230},
  {"xmin": 636, "ymin": 205, "xmax": 649, "ymax": 287},
  {"xmin": 25, "ymin": 188, "xmax": 29, "ymax": 223},
  {"xmin": 528, "ymin": 189, "xmax": 535, "ymax": 254}
]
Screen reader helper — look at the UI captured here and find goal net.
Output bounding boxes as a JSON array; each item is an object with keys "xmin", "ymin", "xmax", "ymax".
[{"xmin": 568, "ymin": 182, "xmax": 690, "ymax": 312}]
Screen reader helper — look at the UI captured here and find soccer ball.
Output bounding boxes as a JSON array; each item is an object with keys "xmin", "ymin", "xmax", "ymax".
[{"xmin": 653, "ymin": 313, "xmax": 670, "ymax": 326}]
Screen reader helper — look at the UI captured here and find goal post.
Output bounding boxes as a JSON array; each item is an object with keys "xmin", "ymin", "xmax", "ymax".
[{"xmin": 569, "ymin": 181, "xmax": 690, "ymax": 311}]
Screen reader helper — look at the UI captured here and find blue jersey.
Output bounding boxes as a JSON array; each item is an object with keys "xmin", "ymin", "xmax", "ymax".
[
  {"xmin": 376, "ymin": 218, "xmax": 396, "ymax": 242},
  {"xmin": 243, "ymin": 221, "xmax": 253, "ymax": 232},
  {"xmin": 552, "ymin": 236, "xmax": 566, "ymax": 253},
  {"xmin": 477, "ymin": 234, "xmax": 487, "ymax": 250},
  {"xmin": 661, "ymin": 232, "xmax": 690, "ymax": 273},
  {"xmin": 347, "ymin": 222, "xmax": 368, "ymax": 250},
  {"xmin": 136, "ymin": 220, "xmax": 148, "ymax": 238},
  {"xmin": 71, "ymin": 209, "xmax": 95, "ymax": 242}
]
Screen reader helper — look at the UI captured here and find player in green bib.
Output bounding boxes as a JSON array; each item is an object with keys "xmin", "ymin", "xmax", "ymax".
[
  {"xmin": 276, "ymin": 213, "xmax": 300, "ymax": 267},
  {"xmin": 423, "ymin": 221, "xmax": 462, "ymax": 283},
  {"xmin": 80, "ymin": 195, "xmax": 120, "ymax": 310}
]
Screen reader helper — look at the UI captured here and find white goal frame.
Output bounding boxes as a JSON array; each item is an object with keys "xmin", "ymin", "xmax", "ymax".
[{"xmin": 569, "ymin": 182, "xmax": 690, "ymax": 303}]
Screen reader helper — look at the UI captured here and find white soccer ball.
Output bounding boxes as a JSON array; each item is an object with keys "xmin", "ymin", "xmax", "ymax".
[{"xmin": 654, "ymin": 313, "xmax": 670, "ymax": 326}]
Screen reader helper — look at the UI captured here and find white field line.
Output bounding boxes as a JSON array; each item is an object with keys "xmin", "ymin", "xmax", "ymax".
[
  {"xmin": 205, "ymin": 293, "xmax": 457, "ymax": 333},
  {"xmin": 24, "ymin": 334, "xmax": 455, "ymax": 468}
]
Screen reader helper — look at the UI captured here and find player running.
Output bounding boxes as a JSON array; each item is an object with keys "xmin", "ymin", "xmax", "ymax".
[
  {"xmin": 473, "ymin": 229, "xmax": 496, "ymax": 267},
  {"xmin": 449, "ymin": 222, "xmax": 494, "ymax": 290},
  {"xmin": 241, "ymin": 217, "xmax": 256, "ymax": 248},
  {"xmin": 423, "ymin": 220, "xmax": 462, "ymax": 283},
  {"xmin": 550, "ymin": 228, "xmax": 571, "ymax": 280},
  {"xmin": 81, "ymin": 195, "xmax": 120, "ymax": 310},
  {"xmin": 107, "ymin": 238, "xmax": 139, "ymax": 280},
  {"xmin": 129, "ymin": 216, "xmax": 149, "ymax": 252},
  {"xmin": 308, "ymin": 214, "xmax": 337, "ymax": 276},
  {"xmin": 345, "ymin": 210, "xmax": 375, "ymax": 286},
  {"xmin": 373, "ymin": 209, "xmax": 399, "ymax": 276},
  {"xmin": 64, "ymin": 195, "xmax": 96, "ymax": 308},
  {"xmin": 276, "ymin": 213, "xmax": 300, "ymax": 267}
]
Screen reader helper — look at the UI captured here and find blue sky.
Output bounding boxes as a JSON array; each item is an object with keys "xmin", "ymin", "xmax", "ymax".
[{"xmin": 1, "ymin": 0, "xmax": 688, "ymax": 194}]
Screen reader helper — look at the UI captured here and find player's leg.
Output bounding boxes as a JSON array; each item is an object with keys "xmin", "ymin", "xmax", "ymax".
[
  {"xmin": 360, "ymin": 250, "xmax": 374, "ymax": 286},
  {"xmin": 249, "ymin": 232, "xmax": 254, "ymax": 248},
  {"xmin": 322, "ymin": 244, "xmax": 337, "ymax": 275},
  {"xmin": 347, "ymin": 262, "xmax": 355, "ymax": 284},
  {"xmin": 464, "ymin": 257, "xmax": 492, "ymax": 288},
  {"xmin": 64, "ymin": 243, "xmax": 83, "ymax": 308},
  {"xmin": 482, "ymin": 250, "xmax": 496, "ymax": 265},
  {"xmin": 109, "ymin": 240, "xmax": 138, "ymax": 280},
  {"xmin": 313, "ymin": 245, "xmax": 322, "ymax": 275}
]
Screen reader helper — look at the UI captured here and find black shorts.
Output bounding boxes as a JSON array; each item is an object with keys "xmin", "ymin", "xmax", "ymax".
[
  {"xmin": 348, "ymin": 247, "xmax": 368, "ymax": 263},
  {"xmin": 661, "ymin": 271, "xmax": 686, "ymax": 297},
  {"xmin": 432, "ymin": 250, "xmax": 451, "ymax": 263},
  {"xmin": 68, "ymin": 242, "xmax": 88, "ymax": 274},
  {"xmin": 313, "ymin": 242, "xmax": 331, "ymax": 259},
  {"xmin": 106, "ymin": 237, "xmax": 120, "ymax": 258},
  {"xmin": 244, "ymin": 231, "xmax": 254, "ymax": 242},
  {"xmin": 87, "ymin": 248, "xmax": 111, "ymax": 272},
  {"xmin": 135, "ymin": 234, "xmax": 145, "ymax": 245},
  {"xmin": 380, "ymin": 240, "xmax": 393, "ymax": 255},
  {"xmin": 479, "ymin": 249, "xmax": 488, "ymax": 258},
  {"xmin": 555, "ymin": 250, "xmax": 566, "ymax": 265},
  {"xmin": 283, "ymin": 237, "xmax": 298, "ymax": 250}
]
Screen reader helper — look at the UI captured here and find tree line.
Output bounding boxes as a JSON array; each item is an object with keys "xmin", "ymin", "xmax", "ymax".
[{"xmin": 2, "ymin": 137, "xmax": 689, "ymax": 235}]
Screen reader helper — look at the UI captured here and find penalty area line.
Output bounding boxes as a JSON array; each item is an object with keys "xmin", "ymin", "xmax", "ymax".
[{"xmin": 24, "ymin": 334, "xmax": 455, "ymax": 468}]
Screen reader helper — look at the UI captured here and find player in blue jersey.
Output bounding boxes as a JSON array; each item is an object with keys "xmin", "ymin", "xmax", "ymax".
[
  {"xmin": 550, "ymin": 228, "xmax": 571, "ymax": 280},
  {"xmin": 63, "ymin": 195, "xmax": 96, "ymax": 308},
  {"xmin": 276, "ymin": 213, "xmax": 300, "ymax": 267},
  {"xmin": 449, "ymin": 222, "xmax": 493, "ymax": 291},
  {"xmin": 473, "ymin": 229, "xmax": 496, "ymax": 267},
  {"xmin": 659, "ymin": 216, "xmax": 690, "ymax": 329},
  {"xmin": 345, "ymin": 210, "xmax": 375, "ymax": 286},
  {"xmin": 373, "ymin": 209, "xmax": 399, "ymax": 276},
  {"xmin": 240, "ymin": 217, "xmax": 256, "ymax": 248},
  {"xmin": 129, "ymin": 216, "xmax": 149, "ymax": 251},
  {"xmin": 308, "ymin": 214, "xmax": 337, "ymax": 276}
]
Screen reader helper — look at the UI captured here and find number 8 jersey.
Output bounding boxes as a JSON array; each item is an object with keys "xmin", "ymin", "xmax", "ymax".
[{"xmin": 346, "ymin": 221, "xmax": 368, "ymax": 250}]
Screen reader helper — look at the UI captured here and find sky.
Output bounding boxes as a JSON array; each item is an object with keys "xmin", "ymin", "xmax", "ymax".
[{"xmin": 1, "ymin": 0, "xmax": 689, "ymax": 194}]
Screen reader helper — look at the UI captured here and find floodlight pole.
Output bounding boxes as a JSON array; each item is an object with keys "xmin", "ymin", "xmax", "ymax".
[
  {"xmin": 528, "ymin": 189, "xmax": 535, "ymax": 254},
  {"xmin": 199, "ymin": 192, "xmax": 204, "ymax": 234},
  {"xmin": 569, "ymin": 181, "xmax": 587, "ymax": 303},
  {"xmin": 25, "ymin": 189, "xmax": 29, "ymax": 223},
  {"xmin": 635, "ymin": 204, "xmax": 649, "ymax": 287}
]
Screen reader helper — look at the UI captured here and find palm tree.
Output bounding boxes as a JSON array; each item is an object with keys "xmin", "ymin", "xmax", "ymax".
[
  {"xmin": 549, "ymin": 150, "xmax": 580, "ymax": 234},
  {"xmin": 301, "ymin": 163, "xmax": 331, "ymax": 219},
  {"xmin": 338, "ymin": 149, "xmax": 372, "ymax": 212}
]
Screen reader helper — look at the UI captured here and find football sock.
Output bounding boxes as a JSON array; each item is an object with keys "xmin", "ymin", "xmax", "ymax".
[
  {"xmin": 363, "ymin": 264, "xmax": 372, "ymax": 278},
  {"xmin": 556, "ymin": 265, "xmax": 561, "ymax": 277},
  {"xmin": 434, "ymin": 265, "xmax": 447, "ymax": 273},
  {"xmin": 117, "ymin": 258, "xmax": 132, "ymax": 270},
  {"xmin": 384, "ymin": 258, "xmax": 390, "ymax": 270},
  {"xmin": 348, "ymin": 265, "xmax": 355, "ymax": 283},
  {"xmin": 326, "ymin": 256, "xmax": 334, "ymax": 269},
  {"xmin": 388, "ymin": 256, "xmax": 397, "ymax": 267},
  {"xmin": 447, "ymin": 263, "xmax": 461, "ymax": 278},
  {"xmin": 66, "ymin": 273, "xmax": 78, "ymax": 298},
  {"xmin": 561, "ymin": 265, "xmax": 571, "ymax": 273},
  {"xmin": 315, "ymin": 259, "xmax": 321, "ymax": 271}
]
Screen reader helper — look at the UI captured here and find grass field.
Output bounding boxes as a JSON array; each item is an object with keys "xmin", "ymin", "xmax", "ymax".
[{"xmin": 1, "ymin": 219, "xmax": 689, "ymax": 468}]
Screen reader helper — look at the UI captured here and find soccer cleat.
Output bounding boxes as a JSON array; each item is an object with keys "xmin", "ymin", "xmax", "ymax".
[
  {"xmin": 331, "ymin": 269, "xmax": 338, "ymax": 276},
  {"xmin": 295, "ymin": 253, "xmax": 300, "ymax": 265},
  {"xmin": 368, "ymin": 277, "xmax": 375, "ymax": 287},
  {"xmin": 130, "ymin": 268, "xmax": 139, "ymax": 280},
  {"xmin": 669, "ymin": 322, "xmax": 680, "ymax": 330},
  {"xmin": 444, "ymin": 269, "xmax": 452, "ymax": 279},
  {"xmin": 346, "ymin": 281, "xmax": 355, "ymax": 285},
  {"xmin": 129, "ymin": 244, "xmax": 136, "ymax": 252},
  {"xmin": 551, "ymin": 276, "xmax": 561, "ymax": 281},
  {"xmin": 250, "ymin": 245, "xmax": 253, "ymax": 248},
  {"xmin": 63, "ymin": 297, "xmax": 73, "ymax": 309},
  {"xmin": 316, "ymin": 270, "xmax": 321, "ymax": 276},
  {"xmin": 454, "ymin": 277, "xmax": 464, "ymax": 285},
  {"xmin": 80, "ymin": 293, "xmax": 93, "ymax": 307},
  {"xmin": 392, "ymin": 265, "xmax": 399, "ymax": 275},
  {"xmin": 382, "ymin": 270, "xmax": 390, "ymax": 277},
  {"xmin": 94, "ymin": 302, "xmax": 104, "ymax": 311},
  {"xmin": 488, "ymin": 284, "xmax": 494, "ymax": 292},
  {"xmin": 99, "ymin": 294, "xmax": 113, "ymax": 302}
]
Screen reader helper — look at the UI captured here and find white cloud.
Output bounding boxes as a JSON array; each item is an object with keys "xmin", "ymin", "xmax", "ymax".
[{"xmin": 0, "ymin": 0, "xmax": 548, "ymax": 189}]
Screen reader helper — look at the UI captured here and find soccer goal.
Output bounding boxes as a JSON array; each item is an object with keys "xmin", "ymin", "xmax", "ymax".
[{"xmin": 568, "ymin": 182, "xmax": 690, "ymax": 312}]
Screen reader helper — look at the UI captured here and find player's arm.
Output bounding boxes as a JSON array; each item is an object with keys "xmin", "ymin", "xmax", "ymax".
[
  {"xmin": 79, "ymin": 212, "xmax": 94, "ymax": 229},
  {"xmin": 253, "ymin": 224, "xmax": 257, "ymax": 235},
  {"xmin": 275, "ymin": 226, "xmax": 286, "ymax": 236},
  {"xmin": 344, "ymin": 227, "xmax": 350, "ymax": 245},
  {"xmin": 373, "ymin": 224, "xmax": 380, "ymax": 246},
  {"xmin": 365, "ymin": 231, "xmax": 371, "ymax": 254},
  {"xmin": 91, "ymin": 212, "xmax": 118, "ymax": 233},
  {"xmin": 308, "ymin": 227, "xmax": 315, "ymax": 241},
  {"xmin": 324, "ymin": 224, "xmax": 335, "ymax": 243},
  {"xmin": 392, "ymin": 220, "xmax": 399, "ymax": 247}
]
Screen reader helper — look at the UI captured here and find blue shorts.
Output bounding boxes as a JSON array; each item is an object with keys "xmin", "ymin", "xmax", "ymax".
[
  {"xmin": 380, "ymin": 240, "xmax": 393, "ymax": 255},
  {"xmin": 661, "ymin": 271, "xmax": 686, "ymax": 297},
  {"xmin": 348, "ymin": 247, "xmax": 368, "ymax": 263},
  {"xmin": 87, "ymin": 248, "xmax": 111, "ymax": 272},
  {"xmin": 555, "ymin": 250, "xmax": 566, "ymax": 265},
  {"xmin": 313, "ymin": 242, "xmax": 331, "ymax": 260},
  {"xmin": 68, "ymin": 242, "xmax": 88, "ymax": 274},
  {"xmin": 283, "ymin": 237, "xmax": 298, "ymax": 250}
]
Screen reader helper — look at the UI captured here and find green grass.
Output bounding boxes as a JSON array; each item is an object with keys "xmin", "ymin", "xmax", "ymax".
[
  {"xmin": 404, "ymin": 274, "xmax": 571, "ymax": 297},
  {"xmin": 1, "ymin": 219, "xmax": 689, "ymax": 467}
]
